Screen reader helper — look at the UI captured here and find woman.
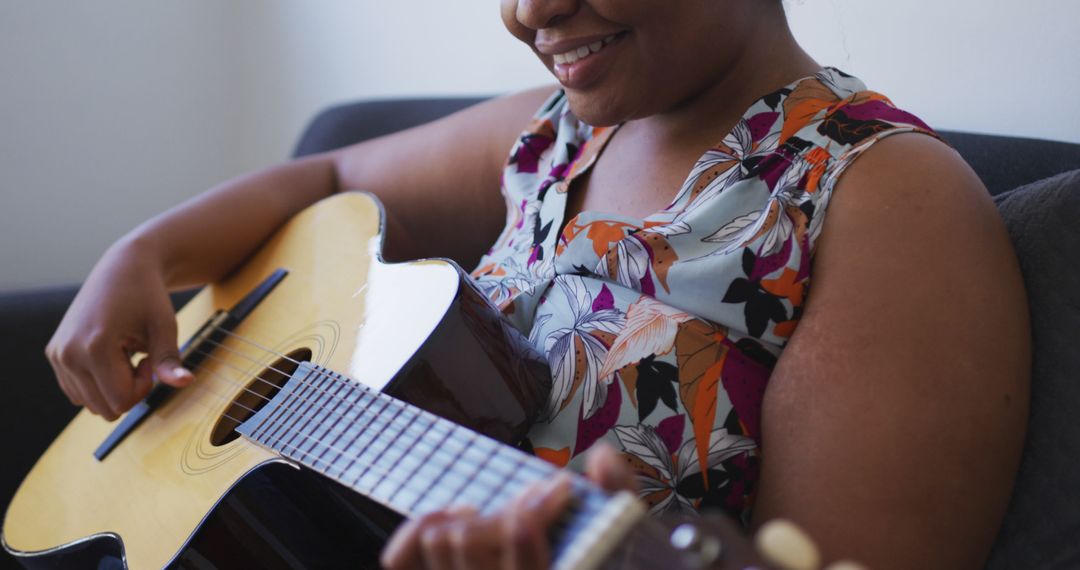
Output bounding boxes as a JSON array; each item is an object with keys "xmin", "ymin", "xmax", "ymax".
[{"xmin": 46, "ymin": 1, "xmax": 1030, "ymax": 568}]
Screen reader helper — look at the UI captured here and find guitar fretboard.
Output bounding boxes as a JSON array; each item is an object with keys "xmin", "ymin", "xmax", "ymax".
[
  {"xmin": 238, "ymin": 362, "xmax": 561, "ymax": 516},
  {"xmin": 235, "ymin": 362, "xmax": 641, "ymax": 570}
]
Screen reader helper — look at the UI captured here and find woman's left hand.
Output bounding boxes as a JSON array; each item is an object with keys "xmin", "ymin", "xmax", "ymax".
[{"xmin": 380, "ymin": 443, "xmax": 636, "ymax": 570}]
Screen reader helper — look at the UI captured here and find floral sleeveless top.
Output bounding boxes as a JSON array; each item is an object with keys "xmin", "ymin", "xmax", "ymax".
[{"xmin": 471, "ymin": 68, "xmax": 935, "ymax": 524}]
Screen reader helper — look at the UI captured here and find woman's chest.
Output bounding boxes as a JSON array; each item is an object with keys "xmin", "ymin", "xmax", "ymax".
[{"xmin": 562, "ymin": 135, "xmax": 701, "ymax": 223}]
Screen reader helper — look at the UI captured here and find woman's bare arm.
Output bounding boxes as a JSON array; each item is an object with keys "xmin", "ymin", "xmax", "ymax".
[
  {"xmin": 135, "ymin": 86, "xmax": 554, "ymax": 289},
  {"xmin": 752, "ymin": 134, "xmax": 1030, "ymax": 569},
  {"xmin": 46, "ymin": 86, "xmax": 555, "ymax": 419}
]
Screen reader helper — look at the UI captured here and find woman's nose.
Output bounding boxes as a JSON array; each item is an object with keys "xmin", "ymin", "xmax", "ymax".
[{"xmin": 515, "ymin": 0, "xmax": 579, "ymax": 29}]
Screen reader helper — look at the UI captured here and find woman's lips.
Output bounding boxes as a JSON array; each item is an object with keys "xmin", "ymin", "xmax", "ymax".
[
  {"xmin": 551, "ymin": 33, "xmax": 620, "ymax": 65},
  {"xmin": 546, "ymin": 32, "xmax": 627, "ymax": 89}
]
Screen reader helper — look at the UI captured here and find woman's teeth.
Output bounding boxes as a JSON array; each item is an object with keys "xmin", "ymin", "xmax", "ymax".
[{"xmin": 552, "ymin": 34, "xmax": 619, "ymax": 65}]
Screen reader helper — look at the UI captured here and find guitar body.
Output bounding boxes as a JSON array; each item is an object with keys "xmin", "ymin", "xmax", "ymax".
[{"xmin": 3, "ymin": 193, "xmax": 548, "ymax": 568}]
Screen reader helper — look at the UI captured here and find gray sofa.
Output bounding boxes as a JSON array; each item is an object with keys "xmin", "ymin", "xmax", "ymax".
[{"xmin": 2, "ymin": 98, "xmax": 1078, "ymax": 568}]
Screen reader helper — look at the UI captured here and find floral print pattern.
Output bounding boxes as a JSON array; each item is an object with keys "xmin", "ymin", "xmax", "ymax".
[{"xmin": 471, "ymin": 68, "xmax": 937, "ymax": 524}]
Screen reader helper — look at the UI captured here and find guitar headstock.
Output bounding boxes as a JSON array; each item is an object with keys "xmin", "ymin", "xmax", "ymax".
[{"xmin": 605, "ymin": 511, "xmax": 868, "ymax": 570}]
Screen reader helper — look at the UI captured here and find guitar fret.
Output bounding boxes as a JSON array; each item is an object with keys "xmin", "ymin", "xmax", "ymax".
[
  {"xmin": 440, "ymin": 433, "xmax": 499, "ymax": 510},
  {"xmin": 408, "ymin": 429, "xmax": 477, "ymax": 514},
  {"xmin": 319, "ymin": 387, "xmax": 377, "ymax": 471},
  {"xmin": 300, "ymin": 371, "xmax": 354, "ymax": 459},
  {"xmin": 326, "ymin": 396, "xmax": 393, "ymax": 479},
  {"xmin": 335, "ymin": 406, "xmax": 406, "ymax": 477},
  {"xmin": 255, "ymin": 365, "xmax": 322, "ymax": 445},
  {"xmin": 344, "ymin": 402, "xmax": 407, "ymax": 488},
  {"xmin": 236, "ymin": 361, "xmax": 635, "ymax": 569},
  {"xmin": 243, "ymin": 367, "xmax": 538, "ymax": 515},
  {"xmin": 296, "ymin": 382, "xmax": 361, "ymax": 470},
  {"xmin": 277, "ymin": 369, "xmax": 336, "ymax": 458},
  {"xmin": 223, "ymin": 318, "xmax": 651, "ymax": 570},
  {"xmin": 360, "ymin": 407, "xmax": 426, "ymax": 499},
  {"xmin": 247, "ymin": 371, "xmax": 303, "ymax": 444},
  {"xmin": 386, "ymin": 418, "xmax": 453, "ymax": 510},
  {"xmin": 478, "ymin": 452, "xmax": 526, "ymax": 513},
  {"xmin": 313, "ymin": 376, "xmax": 364, "ymax": 466}
]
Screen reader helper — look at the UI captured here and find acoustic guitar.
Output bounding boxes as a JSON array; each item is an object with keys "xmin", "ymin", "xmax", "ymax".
[{"xmin": 2, "ymin": 193, "xmax": 780, "ymax": 569}]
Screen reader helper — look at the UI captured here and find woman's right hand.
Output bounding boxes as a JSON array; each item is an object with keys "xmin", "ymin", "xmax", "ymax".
[{"xmin": 45, "ymin": 239, "xmax": 193, "ymax": 421}]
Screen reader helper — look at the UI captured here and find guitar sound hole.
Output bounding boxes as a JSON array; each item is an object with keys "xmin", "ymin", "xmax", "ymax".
[{"xmin": 210, "ymin": 347, "xmax": 313, "ymax": 446}]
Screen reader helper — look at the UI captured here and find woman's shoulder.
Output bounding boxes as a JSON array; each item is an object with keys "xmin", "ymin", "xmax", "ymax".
[
  {"xmin": 788, "ymin": 69, "xmax": 988, "ymax": 227},
  {"xmin": 776, "ymin": 68, "xmax": 940, "ymax": 159},
  {"xmin": 759, "ymin": 68, "xmax": 968, "ymax": 250}
]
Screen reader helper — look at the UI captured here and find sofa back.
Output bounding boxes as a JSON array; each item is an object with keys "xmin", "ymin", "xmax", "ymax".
[{"xmin": 294, "ymin": 97, "xmax": 1080, "ymax": 198}]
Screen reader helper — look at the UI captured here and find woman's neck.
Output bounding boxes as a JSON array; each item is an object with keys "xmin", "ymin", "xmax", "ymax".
[{"xmin": 630, "ymin": 14, "xmax": 820, "ymax": 154}]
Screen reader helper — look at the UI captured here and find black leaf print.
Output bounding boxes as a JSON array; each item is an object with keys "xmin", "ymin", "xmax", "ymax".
[
  {"xmin": 676, "ymin": 469, "xmax": 728, "ymax": 500},
  {"xmin": 744, "ymin": 291, "xmax": 786, "ymax": 338},
  {"xmin": 722, "ymin": 278, "xmax": 755, "ymax": 304},
  {"xmin": 724, "ymin": 248, "xmax": 793, "ymax": 338},
  {"xmin": 818, "ymin": 111, "xmax": 893, "ymax": 146},
  {"xmin": 636, "ymin": 355, "xmax": 679, "ymax": 422},
  {"xmin": 722, "ymin": 408, "xmax": 745, "ymax": 435},
  {"xmin": 762, "ymin": 88, "xmax": 791, "ymax": 110},
  {"xmin": 784, "ymin": 136, "xmax": 814, "ymax": 154},
  {"xmin": 733, "ymin": 338, "xmax": 778, "ymax": 369},
  {"xmin": 537, "ymin": 179, "xmax": 555, "ymax": 203},
  {"xmin": 740, "ymin": 248, "xmax": 756, "ymax": 276},
  {"xmin": 533, "ymin": 219, "xmax": 552, "ymax": 247},
  {"xmin": 767, "ymin": 292, "xmax": 789, "ymax": 324},
  {"xmin": 564, "ymin": 142, "xmax": 579, "ymax": 165},
  {"xmin": 742, "ymin": 154, "xmax": 765, "ymax": 175}
]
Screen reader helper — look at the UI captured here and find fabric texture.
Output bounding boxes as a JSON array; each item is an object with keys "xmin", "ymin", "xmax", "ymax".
[
  {"xmin": 471, "ymin": 68, "xmax": 937, "ymax": 523},
  {"xmin": 985, "ymin": 169, "xmax": 1080, "ymax": 569}
]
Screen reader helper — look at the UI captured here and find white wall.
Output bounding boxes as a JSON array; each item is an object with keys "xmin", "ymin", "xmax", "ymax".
[
  {"xmin": 2, "ymin": 1, "xmax": 1077, "ymax": 291},
  {"xmin": 785, "ymin": 0, "xmax": 1080, "ymax": 143},
  {"xmin": 1, "ymin": 2, "xmax": 247, "ymax": 291}
]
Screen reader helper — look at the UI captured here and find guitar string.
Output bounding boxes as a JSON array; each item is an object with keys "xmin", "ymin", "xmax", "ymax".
[
  {"xmin": 193, "ymin": 324, "xmax": 601, "ymax": 516},
  {"xmin": 177, "ymin": 357, "xmax": 538, "ymax": 517},
  {"xmin": 205, "ymin": 323, "xmax": 556, "ymax": 481},
  {"xmin": 182, "ymin": 348, "xmax": 666, "ymax": 567},
  {"xmin": 187, "ymin": 341, "xmax": 507, "ymax": 470},
  {"xmin": 167, "ymin": 323, "xmax": 650, "ymax": 551},
  {"xmin": 185, "ymin": 341, "xmax": 559, "ymax": 508},
  {"xmin": 189, "ymin": 330, "xmax": 638, "ymax": 541},
  {"xmin": 187, "ymin": 344, "xmax": 542, "ymax": 488},
  {"xmin": 191, "ymin": 327, "xmax": 556, "ymax": 484},
  {"xmin": 193, "ymin": 334, "xmax": 519, "ymax": 466},
  {"xmin": 187, "ymin": 330, "xmax": 626, "ymax": 539}
]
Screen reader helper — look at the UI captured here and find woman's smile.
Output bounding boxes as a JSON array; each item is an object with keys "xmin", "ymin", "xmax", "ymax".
[{"xmin": 538, "ymin": 31, "xmax": 627, "ymax": 88}]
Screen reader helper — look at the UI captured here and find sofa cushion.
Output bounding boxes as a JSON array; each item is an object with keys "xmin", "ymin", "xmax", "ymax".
[
  {"xmin": 986, "ymin": 169, "xmax": 1080, "ymax": 569},
  {"xmin": 939, "ymin": 131, "xmax": 1080, "ymax": 197},
  {"xmin": 293, "ymin": 98, "xmax": 483, "ymax": 158}
]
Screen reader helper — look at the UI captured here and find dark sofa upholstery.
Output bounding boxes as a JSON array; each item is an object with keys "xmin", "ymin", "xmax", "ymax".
[{"xmin": 2, "ymin": 97, "xmax": 1078, "ymax": 568}]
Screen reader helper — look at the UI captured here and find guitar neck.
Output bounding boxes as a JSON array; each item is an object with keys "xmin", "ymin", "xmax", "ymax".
[{"xmin": 236, "ymin": 362, "xmax": 646, "ymax": 570}]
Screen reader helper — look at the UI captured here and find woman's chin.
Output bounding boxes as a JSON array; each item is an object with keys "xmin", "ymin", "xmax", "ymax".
[{"xmin": 563, "ymin": 91, "xmax": 633, "ymax": 127}]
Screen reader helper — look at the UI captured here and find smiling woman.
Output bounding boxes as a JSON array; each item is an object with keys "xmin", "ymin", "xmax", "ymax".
[{"xmin": 35, "ymin": 1, "xmax": 1029, "ymax": 569}]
